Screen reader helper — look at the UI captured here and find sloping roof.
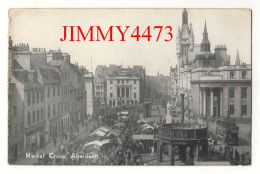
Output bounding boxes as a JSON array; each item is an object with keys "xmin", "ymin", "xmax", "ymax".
[
  {"xmin": 38, "ymin": 67, "xmax": 61, "ymax": 85},
  {"xmin": 24, "ymin": 80, "xmax": 44, "ymax": 90},
  {"xmin": 48, "ymin": 60, "xmax": 64, "ymax": 66},
  {"xmin": 13, "ymin": 59, "xmax": 24, "ymax": 70}
]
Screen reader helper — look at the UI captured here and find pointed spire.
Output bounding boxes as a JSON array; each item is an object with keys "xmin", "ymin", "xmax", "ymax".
[
  {"xmin": 203, "ymin": 20, "xmax": 208, "ymax": 34},
  {"xmin": 201, "ymin": 19, "xmax": 210, "ymax": 52},
  {"xmin": 189, "ymin": 23, "xmax": 194, "ymax": 38},
  {"xmin": 177, "ymin": 26, "xmax": 181, "ymax": 38},
  {"xmin": 182, "ymin": 8, "xmax": 188, "ymax": 25},
  {"xmin": 235, "ymin": 49, "xmax": 240, "ymax": 65}
]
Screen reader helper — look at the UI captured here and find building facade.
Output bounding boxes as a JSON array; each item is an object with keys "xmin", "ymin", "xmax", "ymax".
[
  {"xmin": 106, "ymin": 72, "xmax": 140, "ymax": 108},
  {"xmin": 94, "ymin": 65, "xmax": 146, "ymax": 106},
  {"xmin": 8, "ymin": 37, "xmax": 88, "ymax": 162},
  {"xmin": 171, "ymin": 9, "xmax": 252, "ymax": 119}
]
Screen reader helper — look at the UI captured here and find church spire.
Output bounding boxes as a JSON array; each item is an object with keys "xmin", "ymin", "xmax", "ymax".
[
  {"xmin": 189, "ymin": 23, "xmax": 194, "ymax": 38},
  {"xmin": 235, "ymin": 49, "xmax": 240, "ymax": 65},
  {"xmin": 202, "ymin": 20, "xmax": 209, "ymax": 43},
  {"xmin": 182, "ymin": 8, "xmax": 188, "ymax": 25},
  {"xmin": 201, "ymin": 20, "xmax": 210, "ymax": 52},
  {"xmin": 177, "ymin": 26, "xmax": 181, "ymax": 38},
  {"xmin": 203, "ymin": 20, "xmax": 208, "ymax": 34}
]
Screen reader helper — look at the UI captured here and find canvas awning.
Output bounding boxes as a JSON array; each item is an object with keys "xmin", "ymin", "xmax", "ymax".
[
  {"xmin": 84, "ymin": 139, "xmax": 111, "ymax": 147},
  {"xmin": 90, "ymin": 130, "xmax": 107, "ymax": 137},
  {"xmin": 132, "ymin": 134, "xmax": 154, "ymax": 140}
]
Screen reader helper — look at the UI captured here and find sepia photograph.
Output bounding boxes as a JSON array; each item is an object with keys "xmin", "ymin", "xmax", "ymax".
[{"xmin": 7, "ymin": 8, "xmax": 252, "ymax": 166}]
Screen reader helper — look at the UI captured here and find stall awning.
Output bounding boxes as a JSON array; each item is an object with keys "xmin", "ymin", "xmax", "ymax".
[
  {"xmin": 132, "ymin": 134, "xmax": 154, "ymax": 140},
  {"xmin": 84, "ymin": 139, "xmax": 111, "ymax": 147},
  {"xmin": 90, "ymin": 130, "xmax": 107, "ymax": 137}
]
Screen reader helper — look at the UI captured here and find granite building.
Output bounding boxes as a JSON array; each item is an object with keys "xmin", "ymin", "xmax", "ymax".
[{"xmin": 171, "ymin": 9, "xmax": 252, "ymax": 119}]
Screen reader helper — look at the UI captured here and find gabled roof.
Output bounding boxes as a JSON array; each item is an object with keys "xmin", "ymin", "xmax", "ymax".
[{"xmin": 38, "ymin": 66, "xmax": 61, "ymax": 85}]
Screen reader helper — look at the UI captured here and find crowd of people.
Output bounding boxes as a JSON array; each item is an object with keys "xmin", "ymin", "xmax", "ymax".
[{"xmin": 36, "ymin": 106, "xmax": 149, "ymax": 165}]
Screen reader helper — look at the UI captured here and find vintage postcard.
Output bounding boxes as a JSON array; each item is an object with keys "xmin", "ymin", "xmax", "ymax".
[{"xmin": 8, "ymin": 8, "xmax": 251, "ymax": 166}]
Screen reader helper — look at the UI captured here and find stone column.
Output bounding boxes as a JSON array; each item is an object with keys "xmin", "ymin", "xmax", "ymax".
[
  {"xmin": 200, "ymin": 88, "xmax": 203, "ymax": 116},
  {"xmin": 220, "ymin": 88, "xmax": 223, "ymax": 117},
  {"xmin": 203, "ymin": 89, "xmax": 206, "ymax": 117},
  {"xmin": 210, "ymin": 89, "xmax": 214, "ymax": 117}
]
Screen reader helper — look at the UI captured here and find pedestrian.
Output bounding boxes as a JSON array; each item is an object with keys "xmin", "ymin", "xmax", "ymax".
[
  {"xmin": 235, "ymin": 149, "xmax": 240, "ymax": 163},
  {"xmin": 241, "ymin": 151, "xmax": 245, "ymax": 165}
]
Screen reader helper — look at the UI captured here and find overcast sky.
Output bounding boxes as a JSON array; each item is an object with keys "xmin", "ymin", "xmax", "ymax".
[{"xmin": 9, "ymin": 8, "xmax": 251, "ymax": 76}]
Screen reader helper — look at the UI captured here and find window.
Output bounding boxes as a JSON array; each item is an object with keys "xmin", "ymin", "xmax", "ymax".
[
  {"xmin": 110, "ymin": 80, "xmax": 112, "ymax": 84},
  {"xmin": 28, "ymin": 112, "xmax": 31, "ymax": 125},
  {"xmin": 126, "ymin": 88, "xmax": 129, "ymax": 98},
  {"xmin": 229, "ymin": 105, "xmax": 234, "ymax": 115},
  {"xmin": 229, "ymin": 87, "xmax": 235, "ymax": 99},
  {"xmin": 36, "ymin": 91, "xmax": 39, "ymax": 103},
  {"xmin": 58, "ymin": 103, "xmax": 60, "ymax": 114},
  {"xmin": 242, "ymin": 71, "xmax": 246, "ymax": 79},
  {"xmin": 134, "ymin": 80, "xmax": 136, "ymax": 84},
  {"xmin": 53, "ymin": 86, "xmax": 55, "ymax": 97},
  {"xmin": 48, "ymin": 105, "xmax": 50, "ymax": 118},
  {"xmin": 134, "ymin": 93, "xmax": 137, "ymax": 98},
  {"xmin": 113, "ymin": 100, "xmax": 115, "ymax": 106},
  {"xmin": 230, "ymin": 71, "xmax": 235, "ymax": 79},
  {"xmin": 41, "ymin": 109, "xmax": 43, "ymax": 120},
  {"xmin": 37, "ymin": 110, "xmax": 39, "ymax": 122},
  {"xmin": 117, "ymin": 80, "xmax": 120, "ymax": 84},
  {"xmin": 53, "ymin": 104, "xmax": 55, "ymax": 116},
  {"xmin": 242, "ymin": 105, "xmax": 247, "ymax": 116},
  {"xmin": 241, "ymin": 87, "xmax": 247, "ymax": 99},
  {"xmin": 122, "ymin": 80, "xmax": 124, "ymax": 84},
  {"xmin": 117, "ymin": 88, "xmax": 120, "ymax": 97},
  {"xmin": 48, "ymin": 87, "xmax": 50, "ymax": 98},
  {"xmin": 110, "ymin": 93, "xmax": 113, "ymax": 98},
  {"xmin": 41, "ymin": 91, "xmax": 43, "ymax": 102},
  {"xmin": 33, "ymin": 111, "xmax": 35, "ymax": 123},
  {"xmin": 122, "ymin": 88, "xmax": 125, "ymax": 97},
  {"xmin": 58, "ymin": 86, "xmax": 60, "ymax": 96},
  {"xmin": 32, "ymin": 91, "xmax": 35, "ymax": 104},
  {"xmin": 127, "ymin": 80, "xmax": 129, "ymax": 84},
  {"xmin": 203, "ymin": 60, "xmax": 209, "ymax": 67},
  {"xmin": 28, "ymin": 92, "xmax": 31, "ymax": 106}
]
